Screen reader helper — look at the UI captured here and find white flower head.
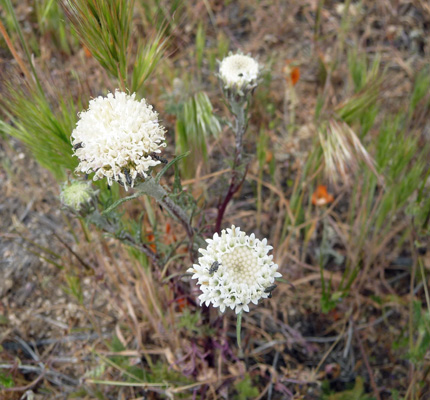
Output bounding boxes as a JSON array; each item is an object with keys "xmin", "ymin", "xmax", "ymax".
[
  {"xmin": 219, "ymin": 53, "xmax": 259, "ymax": 93},
  {"xmin": 71, "ymin": 91, "xmax": 166, "ymax": 190},
  {"xmin": 187, "ymin": 225, "xmax": 281, "ymax": 314},
  {"xmin": 60, "ymin": 180, "xmax": 97, "ymax": 211}
]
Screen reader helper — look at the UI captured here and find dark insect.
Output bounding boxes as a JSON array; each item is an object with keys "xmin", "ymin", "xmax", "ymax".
[
  {"xmin": 73, "ymin": 142, "xmax": 83, "ymax": 150},
  {"xmin": 150, "ymin": 152, "xmax": 168, "ymax": 164},
  {"xmin": 209, "ymin": 261, "xmax": 220, "ymax": 275},
  {"xmin": 124, "ymin": 168, "xmax": 132, "ymax": 186},
  {"xmin": 264, "ymin": 284, "xmax": 277, "ymax": 298},
  {"xmin": 238, "ymin": 73, "xmax": 243, "ymax": 77}
]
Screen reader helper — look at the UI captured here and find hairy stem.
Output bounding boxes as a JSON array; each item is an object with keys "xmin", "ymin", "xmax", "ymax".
[
  {"xmin": 233, "ymin": 100, "xmax": 247, "ymax": 164},
  {"xmin": 159, "ymin": 195, "xmax": 194, "ymax": 239},
  {"xmin": 215, "ymin": 100, "xmax": 249, "ymax": 233},
  {"xmin": 136, "ymin": 178, "xmax": 193, "ymax": 236},
  {"xmin": 135, "ymin": 177, "xmax": 204, "ymax": 261},
  {"xmin": 89, "ymin": 210, "xmax": 163, "ymax": 271}
]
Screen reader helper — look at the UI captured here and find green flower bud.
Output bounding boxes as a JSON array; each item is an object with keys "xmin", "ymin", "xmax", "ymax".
[{"xmin": 60, "ymin": 180, "xmax": 97, "ymax": 212}]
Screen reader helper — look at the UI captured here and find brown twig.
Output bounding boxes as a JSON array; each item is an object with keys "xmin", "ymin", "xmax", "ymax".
[{"xmin": 52, "ymin": 231, "xmax": 93, "ymax": 271}]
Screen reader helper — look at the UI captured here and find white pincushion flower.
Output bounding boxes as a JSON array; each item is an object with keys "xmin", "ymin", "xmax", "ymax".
[
  {"xmin": 219, "ymin": 53, "xmax": 259, "ymax": 92},
  {"xmin": 187, "ymin": 225, "xmax": 281, "ymax": 314},
  {"xmin": 71, "ymin": 91, "xmax": 166, "ymax": 190}
]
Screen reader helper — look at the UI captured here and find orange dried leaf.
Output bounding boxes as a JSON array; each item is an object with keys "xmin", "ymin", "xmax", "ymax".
[
  {"xmin": 283, "ymin": 60, "xmax": 300, "ymax": 86},
  {"xmin": 83, "ymin": 45, "xmax": 92, "ymax": 58},
  {"xmin": 176, "ymin": 297, "xmax": 188, "ymax": 312},
  {"xmin": 290, "ymin": 66, "xmax": 300, "ymax": 85},
  {"xmin": 147, "ymin": 233, "xmax": 157, "ymax": 252},
  {"xmin": 165, "ymin": 222, "xmax": 177, "ymax": 243},
  {"xmin": 311, "ymin": 185, "xmax": 334, "ymax": 206}
]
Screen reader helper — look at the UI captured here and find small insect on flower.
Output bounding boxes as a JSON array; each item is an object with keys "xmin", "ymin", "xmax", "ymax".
[
  {"xmin": 264, "ymin": 284, "xmax": 277, "ymax": 298},
  {"xmin": 73, "ymin": 142, "xmax": 83, "ymax": 150},
  {"xmin": 123, "ymin": 168, "xmax": 132, "ymax": 186},
  {"xmin": 209, "ymin": 261, "xmax": 221, "ymax": 275},
  {"xmin": 150, "ymin": 152, "xmax": 168, "ymax": 164}
]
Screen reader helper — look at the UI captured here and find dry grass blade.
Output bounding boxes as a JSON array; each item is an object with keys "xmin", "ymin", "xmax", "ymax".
[{"xmin": 318, "ymin": 119, "xmax": 383, "ymax": 187}]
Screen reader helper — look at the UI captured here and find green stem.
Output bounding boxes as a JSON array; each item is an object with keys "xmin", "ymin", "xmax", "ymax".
[
  {"xmin": 236, "ymin": 311, "xmax": 243, "ymax": 353},
  {"xmin": 419, "ymin": 257, "xmax": 430, "ymax": 317},
  {"xmin": 232, "ymin": 99, "xmax": 247, "ymax": 165}
]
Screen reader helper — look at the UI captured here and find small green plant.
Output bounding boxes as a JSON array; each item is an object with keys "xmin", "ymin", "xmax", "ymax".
[
  {"xmin": 64, "ymin": 273, "xmax": 84, "ymax": 304},
  {"xmin": 233, "ymin": 374, "xmax": 259, "ymax": 400},
  {"xmin": 177, "ymin": 309, "xmax": 204, "ymax": 335},
  {"xmin": 394, "ymin": 300, "xmax": 430, "ymax": 365},
  {"xmin": 322, "ymin": 377, "xmax": 375, "ymax": 400},
  {"xmin": 0, "ymin": 371, "xmax": 14, "ymax": 389}
]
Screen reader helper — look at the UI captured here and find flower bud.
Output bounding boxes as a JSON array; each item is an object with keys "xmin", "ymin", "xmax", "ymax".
[{"xmin": 60, "ymin": 180, "xmax": 97, "ymax": 213}]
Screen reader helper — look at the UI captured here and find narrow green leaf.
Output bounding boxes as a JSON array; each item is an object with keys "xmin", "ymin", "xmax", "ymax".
[
  {"xmin": 102, "ymin": 190, "xmax": 144, "ymax": 215},
  {"xmin": 155, "ymin": 151, "xmax": 190, "ymax": 183}
]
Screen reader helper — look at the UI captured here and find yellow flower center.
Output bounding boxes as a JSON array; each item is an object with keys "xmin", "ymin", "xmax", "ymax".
[{"xmin": 221, "ymin": 246, "xmax": 259, "ymax": 286}]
